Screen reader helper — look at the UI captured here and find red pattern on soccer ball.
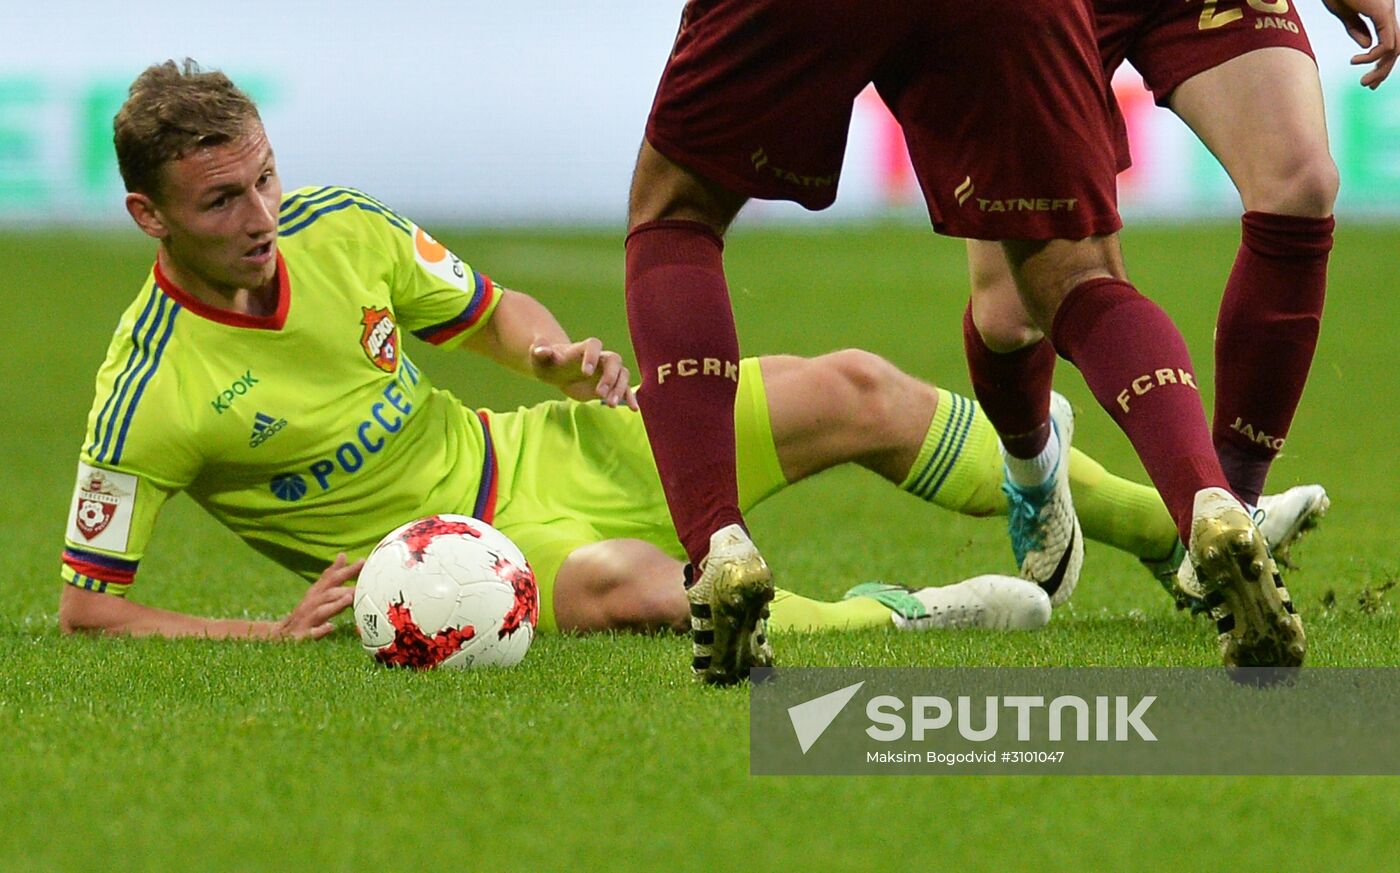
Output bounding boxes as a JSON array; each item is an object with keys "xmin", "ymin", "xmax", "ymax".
[
  {"xmin": 396, "ymin": 516, "xmax": 481, "ymax": 565},
  {"xmin": 373, "ymin": 599, "xmax": 477, "ymax": 669},
  {"xmin": 495, "ymin": 556, "xmax": 539, "ymax": 638}
]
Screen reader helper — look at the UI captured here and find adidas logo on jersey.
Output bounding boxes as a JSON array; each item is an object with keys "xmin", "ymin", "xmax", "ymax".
[{"xmin": 249, "ymin": 411, "xmax": 289, "ymax": 448}]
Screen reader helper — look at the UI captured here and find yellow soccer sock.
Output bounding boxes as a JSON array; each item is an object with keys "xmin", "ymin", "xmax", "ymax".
[
  {"xmin": 900, "ymin": 391, "xmax": 1178, "ymax": 561},
  {"xmin": 899, "ymin": 389, "xmax": 1004, "ymax": 517},
  {"xmin": 767, "ymin": 588, "xmax": 894, "ymax": 633},
  {"xmin": 1066, "ymin": 447, "xmax": 1178, "ymax": 562}
]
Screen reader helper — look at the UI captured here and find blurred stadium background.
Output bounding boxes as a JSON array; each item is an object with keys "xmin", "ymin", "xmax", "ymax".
[{"xmin": 5, "ymin": 0, "xmax": 1400, "ymax": 227}]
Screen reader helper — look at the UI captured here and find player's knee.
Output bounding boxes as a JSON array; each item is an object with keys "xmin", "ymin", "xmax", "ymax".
[
  {"xmin": 557, "ymin": 544, "xmax": 686, "ymax": 634},
  {"xmin": 1003, "ymin": 235, "xmax": 1125, "ymax": 330},
  {"xmin": 575, "ymin": 549, "xmax": 687, "ymax": 633},
  {"xmin": 821, "ymin": 349, "xmax": 919, "ymax": 443},
  {"xmin": 969, "ymin": 294, "xmax": 1043, "ymax": 352},
  {"xmin": 1244, "ymin": 153, "xmax": 1339, "ymax": 218}
]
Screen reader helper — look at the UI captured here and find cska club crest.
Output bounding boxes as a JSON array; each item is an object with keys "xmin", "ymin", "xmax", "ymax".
[
  {"xmin": 74, "ymin": 469, "xmax": 126, "ymax": 540},
  {"xmin": 360, "ymin": 306, "xmax": 400, "ymax": 373}
]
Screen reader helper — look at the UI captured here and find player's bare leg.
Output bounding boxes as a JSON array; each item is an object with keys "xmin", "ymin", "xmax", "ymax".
[
  {"xmin": 1171, "ymin": 47, "xmax": 1338, "ymax": 507},
  {"xmin": 625, "ymin": 140, "xmax": 770, "ymax": 684},
  {"xmin": 757, "ymin": 351, "xmax": 936, "ymax": 484},
  {"xmin": 553, "ymin": 539, "xmax": 691, "ymax": 634},
  {"xmin": 1001, "ymin": 233, "xmax": 1304, "ymax": 668}
]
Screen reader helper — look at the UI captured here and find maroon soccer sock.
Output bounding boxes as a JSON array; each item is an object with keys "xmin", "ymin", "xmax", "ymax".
[
  {"xmin": 625, "ymin": 219, "xmax": 745, "ymax": 566},
  {"xmin": 1051, "ymin": 278, "xmax": 1229, "ymax": 541},
  {"xmin": 1213, "ymin": 211, "xmax": 1333, "ymax": 506},
  {"xmin": 962, "ymin": 303, "xmax": 1055, "ymax": 458}
]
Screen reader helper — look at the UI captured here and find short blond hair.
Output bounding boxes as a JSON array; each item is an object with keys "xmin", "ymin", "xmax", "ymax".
[{"xmin": 113, "ymin": 59, "xmax": 262, "ymax": 197}]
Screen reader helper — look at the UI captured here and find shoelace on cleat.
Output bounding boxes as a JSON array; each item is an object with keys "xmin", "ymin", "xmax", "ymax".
[{"xmin": 1002, "ymin": 480, "xmax": 1050, "ymax": 561}]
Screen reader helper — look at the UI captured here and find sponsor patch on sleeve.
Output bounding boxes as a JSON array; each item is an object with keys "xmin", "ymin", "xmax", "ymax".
[
  {"xmin": 65, "ymin": 462, "xmax": 138, "ymax": 553},
  {"xmin": 412, "ymin": 225, "xmax": 474, "ymax": 292}
]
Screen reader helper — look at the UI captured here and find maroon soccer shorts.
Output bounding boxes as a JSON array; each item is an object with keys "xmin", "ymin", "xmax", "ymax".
[
  {"xmin": 1100, "ymin": 0, "xmax": 1315, "ymax": 105},
  {"xmin": 644, "ymin": 0, "xmax": 1123, "ymax": 241},
  {"xmin": 1099, "ymin": 0, "xmax": 1317, "ymax": 168}
]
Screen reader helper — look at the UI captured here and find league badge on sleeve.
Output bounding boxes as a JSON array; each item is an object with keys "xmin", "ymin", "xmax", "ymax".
[
  {"xmin": 412, "ymin": 225, "xmax": 473, "ymax": 292},
  {"xmin": 360, "ymin": 306, "xmax": 400, "ymax": 373},
  {"xmin": 67, "ymin": 463, "xmax": 137, "ymax": 550}
]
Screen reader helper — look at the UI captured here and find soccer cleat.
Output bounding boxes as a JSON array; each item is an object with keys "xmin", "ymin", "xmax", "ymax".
[
  {"xmin": 1153, "ymin": 484, "xmax": 1330, "ymax": 611},
  {"xmin": 1002, "ymin": 392, "xmax": 1083, "ymax": 606},
  {"xmin": 686, "ymin": 524, "xmax": 774, "ymax": 686},
  {"xmin": 845, "ymin": 577, "xmax": 1051, "ymax": 631},
  {"xmin": 1178, "ymin": 488, "xmax": 1306, "ymax": 670},
  {"xmin": 1256, "ymin": 484, "xmax": 1329, "ymax": 569}
]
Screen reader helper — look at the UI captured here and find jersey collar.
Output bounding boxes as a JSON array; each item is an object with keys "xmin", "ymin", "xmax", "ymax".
[{"xmin": 153, "ymin": 251, "xmax": 291, "ymax": 331}]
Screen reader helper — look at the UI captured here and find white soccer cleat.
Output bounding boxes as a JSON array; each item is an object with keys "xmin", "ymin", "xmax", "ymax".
[
  {"xmin": 686, "ymin": 523, "xmax": 773, "ymax": 685},
  {"xmin": 1178, "ymin": 487, "xmax": 1305, "ymax": 670},
  {"xmin": 844, "ymin": 577, "xmax": 1051, "ymax": 631},
  {"xmin": 1256, "ymin": 484, "xmax": 1330, "ymax": 568},
  {"xmin": 1002, "ymin": 392, "xmax": 1083, "ymax": 606}
]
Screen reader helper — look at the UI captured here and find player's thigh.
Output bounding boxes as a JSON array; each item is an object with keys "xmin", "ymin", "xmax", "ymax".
[
  {"xmin": 881, "ymin": 0, "xmax": 1121, "ymax": 242},
  {"xmin": 553, "ymin": 539, "xmax": 688, "ymax": 634},
  {"xmin": 1124, "ymin": 0, "xmax": 1330, "ymax": 212},
  {"xmin": 1170, "ymin": 49, "xmax": 1334, "ymax": 214},
  {"xmin": 645, "ymin": 0, "xmax": 914, "ymax": 212},
  {"xmin": 757, "ymin": 353, "xmax": 858, "ymax": 482},
  {"xmin": 628, "ymin": 140, "xmax": 747, "ymax": 232}
]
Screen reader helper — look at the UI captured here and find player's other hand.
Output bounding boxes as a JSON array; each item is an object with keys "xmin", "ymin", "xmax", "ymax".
[
  {"xmin": 1323, "ymin": 0, "xmax": 1398, "ymax": 87},
  {"xmin": 531, "ymin": 339, "xmax": 639, "ymax": 409},
  {"xmin": 277, "ymin": 553, "xmax": 362, "ymax": 640}
]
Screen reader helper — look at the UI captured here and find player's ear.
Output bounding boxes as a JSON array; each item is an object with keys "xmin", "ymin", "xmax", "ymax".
[{"xmin": 125, "ymin": 192, "xmax": 169, "ymax": 241}]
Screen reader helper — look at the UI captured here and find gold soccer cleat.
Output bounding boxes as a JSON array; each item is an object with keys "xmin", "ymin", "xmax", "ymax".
[
  {"xmin": 1180, "ymin": 488, "xmax": 1306, "ymax": 672},
  {"xmin": 687, "ymin": 524, "xmax": 774, "ymax": 686}
]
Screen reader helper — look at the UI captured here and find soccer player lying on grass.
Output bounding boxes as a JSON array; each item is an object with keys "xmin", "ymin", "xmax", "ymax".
[{"xmin": 57, "ymin": 60, "xmax": 1327, "ymax": 646}]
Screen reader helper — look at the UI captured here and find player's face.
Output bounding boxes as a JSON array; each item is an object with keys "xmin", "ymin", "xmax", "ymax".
[{"xmin": 146, "ymin": 125, "xmax": 282, "ymax": 296}]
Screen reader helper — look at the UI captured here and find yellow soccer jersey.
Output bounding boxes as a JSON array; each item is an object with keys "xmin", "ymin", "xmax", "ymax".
[{"xmin": 61, "ymin": 187, "xmax": 502, "ymax": 595}]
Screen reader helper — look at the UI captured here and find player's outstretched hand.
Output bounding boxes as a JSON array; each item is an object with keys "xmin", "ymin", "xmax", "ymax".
[
  {"xmin": 1323, "ymin": 0, "xmax": 1398, "ymax": 87},
  {"xmin": 276, "ymin": 553, "xmax": 362, "ymax": 640},
  {"xmin": 531, "ymin": 339, "xmax": 639, "ymax": 409}
]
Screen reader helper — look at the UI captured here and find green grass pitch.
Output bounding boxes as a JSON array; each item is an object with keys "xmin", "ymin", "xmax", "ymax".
[{"xmin": 4, "ymin": 223, "xmax": 1400, "ymax": 869}]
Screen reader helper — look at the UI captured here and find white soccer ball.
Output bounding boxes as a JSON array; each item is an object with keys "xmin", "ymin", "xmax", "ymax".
[{"xmin": 353, "ymin": 514, "xmax": 538, "ymax": 669}]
